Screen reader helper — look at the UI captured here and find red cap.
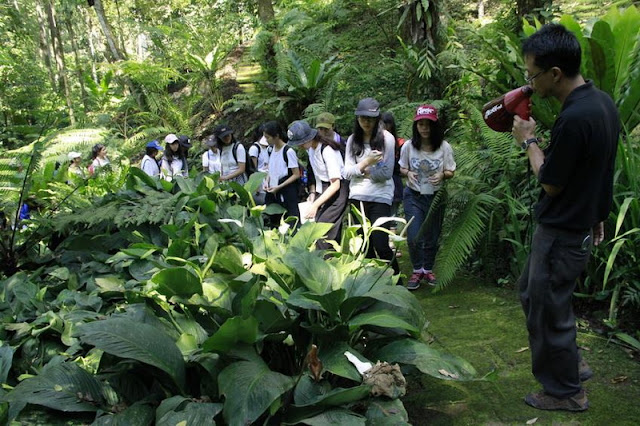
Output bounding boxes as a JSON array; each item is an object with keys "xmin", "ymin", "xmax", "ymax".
[{"xmin": 414, "ymin": 105, "xmax": 438, "ymax": 122}]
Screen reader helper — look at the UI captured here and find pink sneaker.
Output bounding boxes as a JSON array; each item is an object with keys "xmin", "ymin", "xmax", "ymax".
[
  {"xmin": 424, "ymin": 271, "xmax": 437, "ymax": 286},
  {"xmin": 407, "ymin": 272, "xmax": 422, "ymax": 290}
]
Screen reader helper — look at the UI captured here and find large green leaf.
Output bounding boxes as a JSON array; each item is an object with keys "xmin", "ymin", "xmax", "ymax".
[
  {"xmin": 218, "ymin": 358, "xmax": 295, "ymax": 426},
  {"xmin": 317, "ymin": 343, "xmax": 367, "ymax": 382},
  {"xmin": 4, "ymin": 362, "xmax": 104, "ymax": 412},
  {"xmin": 215, "ymin": 245, "xmax": 246, "ymax": 275},
  {"xmin": 365, "ymin": 398, "xmax": 409, "ymax": 425},
  {"xmin": 289, "ymin": 222, "xmax": 334, "ymax": 249},
  {"xmin": 603, "ymin": 6, "xmax": 640, "ymax": 98},
  {"xmin": 244, "ymin": 172, "xmax": 267, "ymax": 197},
  {"xmin": 304, "ymin": 289, "xmax": 346, "ymax": 320},
  {"xmin": 150, "ymin": 267, "xmax": 202, "ymax": 297},
  {"xmin": 92, "ymin": 403, "xmax": 155, "ymax": 425},
  {"xmin": 293, "ymin": 375, "xmax": 371, "ymax": 408},
  {"xmin": 202, "ymin": 316, "xmax": 259, "ymax": 353},
  {"xmin": 299, "ymin": 409, "xmax": 366, "ymax": 425},
  {"xmin": 348, "ymin": 311, "xmax": 419, "ymax": 335},
  {"xmin": 0, "ymin": 345, "xmax": 14, "ymax": 383},
  {"xmin": 156, "ymin": 396, "xmax": 222, "ymax": 426},
  {"xmin": 363, "ymin": 285, "xmax": 426, "ymax": 329},
  {"xmin": 589, "ymin": 21, "xmax": 616, "ymax": 97},
  {"xmin": 371, "ymin": 339, "xmax": 476, "ymax": 381},
  {"xmin": 76, "ymin": 318, "xmax": 186, "ymax": 390},
  {"xmin": 284, "ymin": 250, "xmax": 340, "ymax": 294},
  {"xmin": 618, "ymin": 41, "xmax": 640, "ymax": 132}
]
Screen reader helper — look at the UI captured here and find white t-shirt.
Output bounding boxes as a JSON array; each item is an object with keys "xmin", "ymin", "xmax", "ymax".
[
  {"xmin": 248, "ymin": 142, "xmax": 270, "ymax": 172},
  {"xmin": 90, "ymin": 157, "xmax": 110, "ymax": 173},
  {"xmin": 202, "ymin": 149, "xmax": 221, "ymax": 174},
  {"xmin": 160, "ymin": 157, "xmax": 184, "ymax": 181},
  {"xmin": 309, "ymin": 143, "xmax": 343, "ymax": 184},
  {"xmin": 343, "ymin": 129, "xmax": 395, "ymax": 204},
  {"xmin": 140, "ymin": 155, "xmax": 160, "ymax": 177},
  {"xmin": 268, "ymin": 145, "xmax": 299, "ymax": 188},
  {"xmin": 398, "ymin": 140, "xmax": 456, "ymax": 194},
  {"xmin": 220, "ymin": 143, "xmax": 247, "ymax": 184}
]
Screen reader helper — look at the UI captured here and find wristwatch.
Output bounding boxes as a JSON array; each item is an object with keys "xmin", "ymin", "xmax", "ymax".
[{"xmin": 521, "ymin": 137, "xmax": 538, "ymax": 151}]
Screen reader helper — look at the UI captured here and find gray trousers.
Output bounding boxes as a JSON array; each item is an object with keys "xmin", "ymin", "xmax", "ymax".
[{"xmin": 518, "ymin": 224, "xmax": 591, "ymax": 398}]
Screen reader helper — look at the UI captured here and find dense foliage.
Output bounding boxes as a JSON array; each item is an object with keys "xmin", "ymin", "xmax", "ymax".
[
  {"xmin": 1, "ymin": 0, "xmax": 639, "ymax": 422},
  {"xmin": 0, "ymin": 170, "xmax": 476, "ymax": 424}
]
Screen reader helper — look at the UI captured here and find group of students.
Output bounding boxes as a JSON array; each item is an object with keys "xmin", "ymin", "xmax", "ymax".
[
  {"xmin": 66, "ymin": 144, "xmax": 111, "ymax": 178},
  {"xmin": 135, "ymin": 98, "xmax": 456, "ymax": 291}
]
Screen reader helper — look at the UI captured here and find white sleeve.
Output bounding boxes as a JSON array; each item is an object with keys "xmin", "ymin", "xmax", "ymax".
[
  {"xmin": 323, "ymin": 147, "xmax": 343, "ymax": 180},
  {"xmin": 342, "ymin": 135, "xmax": 363, "ymax": 179},
  {"xmin": 202, "ymin": 152, "xmax": 209, "ymax": 168},
  {"xmin": 286, "ymin": 147, "xmax": 299, "ymax": 169},
  {"xmin": 248, "ymin": 144, "xmax": 259, "ymax": 158},
  {"xmin": 236, "ymin": 144, "xmax": 246, "ymax": 163},
  {"xmin": 442, "ymin": 141, "xmax": 456, "ymax": 171},
  {"xmin": 398, "ymin": 141, "xmax": 410, "ymax": 169}
]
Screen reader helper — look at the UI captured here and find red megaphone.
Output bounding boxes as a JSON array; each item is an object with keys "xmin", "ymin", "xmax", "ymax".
[{"xmin": 482, "ymin": 86, "xmax": 534, "ymax": 132}]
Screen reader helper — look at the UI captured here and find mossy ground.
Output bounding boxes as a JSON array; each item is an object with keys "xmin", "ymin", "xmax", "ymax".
[{"xmin": 398, "ymin": 262, "xmax": 640, "ymax": 425}]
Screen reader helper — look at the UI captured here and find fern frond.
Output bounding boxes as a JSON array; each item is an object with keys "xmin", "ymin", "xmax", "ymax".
[{"xmin": 434, "ymin": 192, "xmax": 500, "ymax": 288}]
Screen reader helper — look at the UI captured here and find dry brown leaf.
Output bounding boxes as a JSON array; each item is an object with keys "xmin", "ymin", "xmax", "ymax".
[
  {"xmin": 526, "ymin": 417, "xmax": 538, "ymax": 424},
  {"xmin": 515, "ymin": 347, "xmax": 529, "ymax": 353},
  {"xmin": 438, "ymin": 369, "xmax": 459, "ymax": 379},
  {"xmin": 611, "ymin": 375, "xmax": 628, "ymax": 384}
]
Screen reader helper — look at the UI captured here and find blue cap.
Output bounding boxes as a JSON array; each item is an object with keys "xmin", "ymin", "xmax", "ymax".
[
  {"xmin": 287, "ymin": 120, "xmax": 317, "ymax": 146},
  {"xmin": 146, "ymin": 140, "xmax": 163, "ymax": 150}
]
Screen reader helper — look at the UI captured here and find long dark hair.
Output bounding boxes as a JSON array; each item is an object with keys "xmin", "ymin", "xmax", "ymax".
[
  {"xmin": 350, "ymin": 117, "xmax": 385, "ymax": 158},
  {"xmin": 164, "ymin": 142, "xmax": 178, "ymax": 162},
  {"xmin": 262, "ymin": 121, "xmax": 287, "ymax": 142},
  {"xmin": 411, "ymin": 119, "xmax": 444, "ymax": 151},
  {"xmin": 315, "ymin": 133, "xmax": 342, "ymax": 152},
  {"xmin": 91, "ymin": 144, "xmax": 105, "ymax": 160}
]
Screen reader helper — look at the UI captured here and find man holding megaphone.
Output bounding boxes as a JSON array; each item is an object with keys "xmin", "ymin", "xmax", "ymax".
[{"xmin": 511, "ymin": 24, "xmax": 619, "ymax": 412}]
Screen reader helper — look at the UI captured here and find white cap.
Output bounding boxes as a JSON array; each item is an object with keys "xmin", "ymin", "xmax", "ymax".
[
  {"xmin": 68, "ymin": 151, "xmax": 82, "ymax": 160},
  {"xmin": 164, "ymin": 133, "xmax": 179, "ymax": 144},
  {"xmin": 258, "ymin": 135, "xmax": 268, "ymax": 146}
]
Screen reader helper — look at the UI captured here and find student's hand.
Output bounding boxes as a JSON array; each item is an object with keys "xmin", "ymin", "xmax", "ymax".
[
  {"xmin": 428, "ymin": 172, "xmax": 444, "ymax": 185},
  {"xmin": 407, "ymin": 171, "xmax": 419, "ymax": 186},
  {"xmin": 307, "ymin": 192, "xmax": 316, "ymax": 203},
  {"xmin": 219, "ymin": 175, "xmax": 229, "ymax": 181},
  {"xmin": 366, "ymin": 150, "xmax": 384, "ymax": 166},
  {"xmin": 305, "ymin": 205, "xmax": 318, "ymax": 219},
  {"xmin": 265, "ymin": 185, "xmax": 279, "ymax": 193}
]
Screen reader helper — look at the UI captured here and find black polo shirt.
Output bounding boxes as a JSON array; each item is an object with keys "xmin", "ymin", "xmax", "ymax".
[{"xmin": 535, "ymin": 81, "xmax": 619, "ymax": 231}]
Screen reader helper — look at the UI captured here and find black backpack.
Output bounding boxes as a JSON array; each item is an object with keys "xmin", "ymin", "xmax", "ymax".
[{"xmin": 244, "ymin": 142, "xmax": 263, "ymax": 176}]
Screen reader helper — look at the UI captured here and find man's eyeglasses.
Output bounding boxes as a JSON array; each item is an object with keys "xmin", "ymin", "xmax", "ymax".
[{"xmin": 525, "ymin": 69, "xmax": 548, "ymax": 84}]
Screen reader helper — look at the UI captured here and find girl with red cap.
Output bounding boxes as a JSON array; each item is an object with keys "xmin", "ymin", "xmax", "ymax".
[{"xmin": 399, "ymin": 104, "xmax": 456, "ymax": 290}]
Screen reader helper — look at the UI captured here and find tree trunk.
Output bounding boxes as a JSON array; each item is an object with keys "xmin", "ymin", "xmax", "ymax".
[
  {"xmin": 478, "ymin": 0, "xmax": 485, "ymax": 19},
  {"xmin": 114, "ymin": 0, "xmax": 129, "ymax": 58},
  {"xmin": 35, "ymin": 2, "xmax": 58, "ymax": 89},
  {"xmin": 83, "ymin": 6, "xmax": 99, "ymax": 83},
  {"xmin": 91, "ymin": 0, "xmax": 125, "ymax": 61},
  {"xmin": 45, "ymin": 0, "xmax": 75, "ymax": 125},
  {"xmin": 257, "ymin": 0, "xmax": 275, "ymax": 24},
  {"xmin": 64, "ymin": 11, "xmax": 89, "ymax": 113}
]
